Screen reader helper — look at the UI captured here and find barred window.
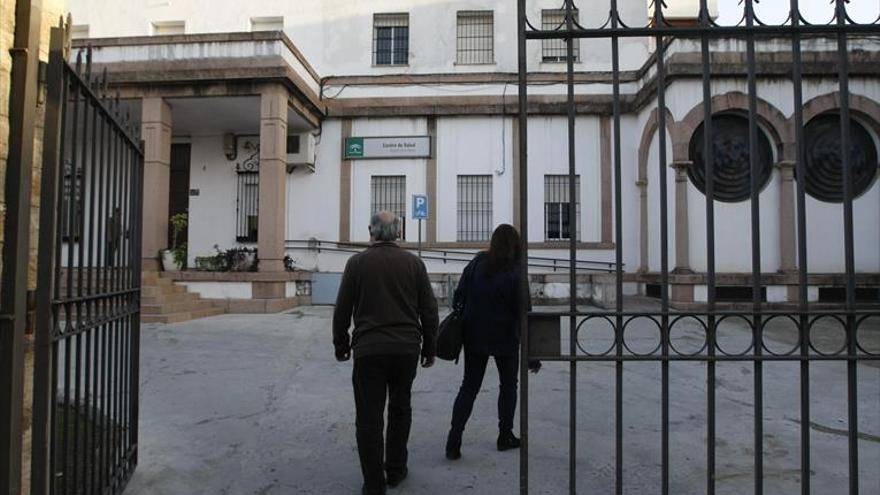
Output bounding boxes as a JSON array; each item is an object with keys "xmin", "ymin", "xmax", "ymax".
[
  {"xmin": 456, "ymin": 11, "xmax": 494, "ymax": 65},
  {"xmin": 545, "ymin": 175, "xmax": 580, "ymax": 241},
  {"xmin": 457, "ymin": 175, "xmax": 493, "ymax": 242},
  {"xmin": 541, "ymin": 9, "xmax": 579, "ymax": 63},
  {"xmin": 235, "ymin": 171, "xmax": 259, "ymax": 243},
  {"xmin": 373, "ymin": 14, "xmax": 409, "ymax": 66},
  {"xmin": 371, "ymin": 175, "xmax": 407, "ymax": 239}
]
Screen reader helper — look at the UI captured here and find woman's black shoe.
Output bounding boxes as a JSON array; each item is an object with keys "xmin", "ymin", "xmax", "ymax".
[
  {"xmin": 446, "ymin": 429, "xmax": 462, "ymax": 460},
  {"xmin": 497, "ymin": 430, "xmax": 521, "ymax": 451}
]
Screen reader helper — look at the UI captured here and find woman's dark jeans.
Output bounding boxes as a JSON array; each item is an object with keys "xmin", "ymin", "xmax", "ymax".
[{"xmin": 450, "ymin": 351, "xmax": 519, "ymax": 435}]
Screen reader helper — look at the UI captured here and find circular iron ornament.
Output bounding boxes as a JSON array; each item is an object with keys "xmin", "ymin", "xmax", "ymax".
[
  {"xmin": 807, "ymin": 315, "xmax": 848, "ymax": 357},
  {"xmin": 688, "ymin": 114, "xmax": 775, "ymax": 203},
  {"xmin": 802, "ymin": 115, "xmax": 878, "ymax": 203},
  {"xmin": 714, "ymin": 314, "xmax": 756, "ymax": 356},
  {"xmin": 855, "ymin": 315, "xmax": 880, "ymax": 356},
  {"xmin": 760, "ymin": 314, "xmax": 801, "ymax": 357},
  {"xmin": 621, "ymin": 315, "xmax": 663, "ymax": 356},
  {"xmin": 574, "ymin": 315, "xmax": 617, "ymax": 357},
  {"xmin": 668, "ymin": 315, "xmax": 709, "ymax": 356}
]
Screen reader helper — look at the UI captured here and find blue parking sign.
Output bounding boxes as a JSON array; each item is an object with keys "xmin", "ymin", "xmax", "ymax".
[{"xmin": 412, "ymin": 194, "xmax": 429, "ymax": 220}]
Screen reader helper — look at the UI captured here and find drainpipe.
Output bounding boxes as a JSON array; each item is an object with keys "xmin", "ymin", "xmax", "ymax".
[{"xmin": 1, "ymin": 0, "xmax": 43, "ymax": 493}]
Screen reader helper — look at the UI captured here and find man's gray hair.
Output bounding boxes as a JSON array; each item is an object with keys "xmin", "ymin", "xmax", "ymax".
[{"xmin": 370, "ymin": 210, "xmax": 401, "ymax": 242}]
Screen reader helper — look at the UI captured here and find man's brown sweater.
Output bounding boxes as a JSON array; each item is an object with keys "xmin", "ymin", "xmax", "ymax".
[{"xmin": 333, "ymin": 242, "xmax": 439, "ymax": 359}]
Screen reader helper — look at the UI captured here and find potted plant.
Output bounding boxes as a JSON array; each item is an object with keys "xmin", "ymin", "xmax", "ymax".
[{"xmin": 160, "ymin": 213, "xmax": 188, "ymax": 271}]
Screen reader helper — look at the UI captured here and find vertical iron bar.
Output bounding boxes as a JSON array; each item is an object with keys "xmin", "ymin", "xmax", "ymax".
[
  {"xmin": 564, "ymin": 2, "xmax": 578, "ymax": 494},
  {"xmin": 835, "ymin": 1, "xmax": 858, "ymax": 493},
  {"xmin": 32, "ymin": 25, "xmax": 67, "ymax": 495},
  {"xmin": 517, "ymin": 0, "xmax": 529, "ymax": 492},
  {"xmin": 131, "ymin": 142, "xmax": 144, "ymax": 470},
  {"xmin": 610, "ymin": 2, "xmax": 625, "ymax": 495},
  {"xmin": 744, "ymin": 2, "xmax": 764, "ymax": 493},
  {"xmin": 698, "ymin": 1, "xmax": 717, "ymax": 492},
  {"xmin": 72, "ymin": 57, "xmax": 94, "ymax": 494},
  {"xmin": 652, "ymin": 10, "xmax": 675, "ymax": 495}
]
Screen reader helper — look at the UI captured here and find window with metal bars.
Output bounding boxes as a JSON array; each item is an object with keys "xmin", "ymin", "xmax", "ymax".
[
  {"xmin": 373, "ymin": 13, "xmax": 409, "ymax": 66},
  {"xmin": 456, "ymin": 11, "xmax": 494, "ymax": 65},
  {"xmin": 457, "ymin": 175, "xmax": 493, "ymax": 241},
  {"xmin": 541, "ymin": 9, "xmax": 579, "ymax": 63},
  {"xmin": 236, "ymin": 171, "xmax": 259, "ymax": 242},
  {"xmin": 544, "ymin": 175, "xmax": 580, "ymax": 241},
  {"xmin": 370, "ymin": 175, "xmax": 406, "ymax": 239}
]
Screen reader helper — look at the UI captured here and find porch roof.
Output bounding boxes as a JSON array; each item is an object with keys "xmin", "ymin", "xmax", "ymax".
[{"xmin": 72, "ymin": 31, "xmax": 325, "ymax": 126}]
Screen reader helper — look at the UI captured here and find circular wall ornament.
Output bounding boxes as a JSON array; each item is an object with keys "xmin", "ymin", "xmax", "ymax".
[
  {"xmin": 803, "ymin": 114, "xmax": 878, "ymax": 203},
  {"xmin": 687, "ymin": 114, "xmax": 774, "ymax": 202}
]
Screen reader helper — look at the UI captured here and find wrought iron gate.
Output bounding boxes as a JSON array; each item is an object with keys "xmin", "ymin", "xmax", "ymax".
[
  {"xmin": 31, "ymin": 24, "xmax": 144, "ymax": 495},
  {"xmin": 516, "ymin": 1, "xmax": 880, "ymax": 494}
]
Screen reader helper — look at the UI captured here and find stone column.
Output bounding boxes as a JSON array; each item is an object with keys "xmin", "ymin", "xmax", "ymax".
[
  {"xmin": 141, "ymin": 97, "xmax": 172, "ymax": 270},
  {"xmin": 671, "ymin": 161, "xmax": 692, "ymax": 273},
  {"xmin": 637, "ymin": 179, "xmax": 648, "ymax": 273},
  {"xmin": 258, "ymin": 86, "xmax": 288, "ymax": 272},
  {"xmin": 777, "ymin": 160, "xmax": 797, "ymax": 273}
]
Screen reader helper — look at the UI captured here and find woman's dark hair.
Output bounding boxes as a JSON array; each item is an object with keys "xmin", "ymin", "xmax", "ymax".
[{"xmin": 486, "ymin": 224, "xmax": 522, "ymax": 275}]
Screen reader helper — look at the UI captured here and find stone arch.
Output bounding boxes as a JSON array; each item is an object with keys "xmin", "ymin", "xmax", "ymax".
[
  {"xmin": 674, "ymin": 92, "xmax": 793, "ymax": 162},
  {"xmin": 637, "ymin": 107, "xmax": 676, "ymax": 273},
  {"xmin": 802, "ymin": 92, "xmax": 880, "ymax": 139}
]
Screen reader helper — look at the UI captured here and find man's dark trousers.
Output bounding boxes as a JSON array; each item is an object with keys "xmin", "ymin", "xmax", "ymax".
[{"xmin": 353, "ymin": 354, "xmax": 419, "ymax": 494}]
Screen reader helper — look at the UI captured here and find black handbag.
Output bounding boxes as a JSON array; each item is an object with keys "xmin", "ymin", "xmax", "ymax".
[
  {"xmin": 436, "ymin": 256, "xmax": 479, "ymax": 362},
  {"xmin": 436, "ymin": 310, "xmax": 464, "ymax": 361}
]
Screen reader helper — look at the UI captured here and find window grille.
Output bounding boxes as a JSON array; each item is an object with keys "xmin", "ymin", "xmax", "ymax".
[
  {"xmin": 544, "ymin": 175, "xmax": 580, "ymax": 241},
  {"xmin": 236, "ymin": 170, "xmax": 259, "ymax": 243},
  {"xmin": 457, "ymin": 175, "xmax": 493, "ymax": 241},
  {"xmin": 541, "ymin": 9, "xmax": 579, "ymax": 63},
  {"xmin": 373, "ymin": 13, "xmax": 409, "ymax": 66},
  {"xmin": 370, "ymin": 175, "xmax": 407, "ymax": 239},
  {"xmin": 456, "ymin": 11, "xmax": 494, "ymax": 65}
]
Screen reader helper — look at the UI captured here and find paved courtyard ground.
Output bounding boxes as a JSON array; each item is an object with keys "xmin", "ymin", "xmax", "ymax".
[{"xmin": 127, "ymin": 305, "xmax": 879, "ymax": 494}]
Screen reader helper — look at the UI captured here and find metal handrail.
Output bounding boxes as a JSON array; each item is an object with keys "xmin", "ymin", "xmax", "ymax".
[{"xmin": 284, "ymin": 239, "xmax": 621, "ymax": 273}]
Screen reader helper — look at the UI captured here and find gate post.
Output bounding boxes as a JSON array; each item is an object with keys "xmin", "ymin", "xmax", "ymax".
[
  {"xmin": 30, "ymin": 22, "xmax": 64, "ymax": 495},
  {"xmin": 1, "ymin": 0, "xmax": 42, "ymax": 492}
]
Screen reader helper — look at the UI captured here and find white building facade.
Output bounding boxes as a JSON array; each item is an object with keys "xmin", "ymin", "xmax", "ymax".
[{"xmin": 67, "ymin": 0, "xmax": 880, "ymax": 308}]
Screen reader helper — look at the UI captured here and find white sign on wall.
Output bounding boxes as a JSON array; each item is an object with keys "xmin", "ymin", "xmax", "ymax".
[{"xmin": 344, "ymin": 136, "xmax": 432, "ymax": 159}]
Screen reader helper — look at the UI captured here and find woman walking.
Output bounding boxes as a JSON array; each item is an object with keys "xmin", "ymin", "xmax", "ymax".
[{"xmin": 445, "ymin": 224, "xmax": 535, "ymax": 460}]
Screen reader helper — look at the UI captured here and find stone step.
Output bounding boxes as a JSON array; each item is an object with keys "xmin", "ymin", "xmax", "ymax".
[
  {"xmin": 142, "ymin": 299, "xmax": 216, "ymax": 315},
  {"xmin": 141, "ymin": 284, "xmax": 188, "ymax": 298},
  {"xmin": 142, "ymin": 306, "xmax": 225, "ymax": 324},
  {"xmin": 141, "ymin": 292, "xmax": 200, "ymax": 306}
]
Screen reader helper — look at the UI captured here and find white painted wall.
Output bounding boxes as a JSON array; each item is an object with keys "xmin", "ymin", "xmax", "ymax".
[
  {"xmin": 287, "ymin": 119, "xmax": 343, "ymax": 243},
  {"xmin": 435, "ymin": 116, "xmax": 514, "ymax": 242},
  {"xmin": 68, "ymin": 0, "xmax": 651, "ymax": 75},
  {"xmin": 186, "ymin": 135, "xmax": 258, "ymax": 265}
]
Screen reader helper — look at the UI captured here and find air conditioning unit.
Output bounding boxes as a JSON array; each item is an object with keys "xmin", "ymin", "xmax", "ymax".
[{"xmin": 286, "ymin": 133, "xmax": 316, "ymax": 173}]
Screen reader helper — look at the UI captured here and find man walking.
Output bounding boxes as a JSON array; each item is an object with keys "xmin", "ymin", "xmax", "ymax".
[{"xmin": 333, "ymin": 210, "xmax": 439, "ymax": 495}]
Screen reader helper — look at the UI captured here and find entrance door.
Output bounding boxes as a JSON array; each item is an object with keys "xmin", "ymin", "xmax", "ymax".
[{"xmin": 168, "ymin": 143, "xmax": 191, "ymax": 245}]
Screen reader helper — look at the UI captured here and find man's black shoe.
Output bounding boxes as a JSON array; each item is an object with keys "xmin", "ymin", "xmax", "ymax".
[
  {"xmin": 497, "ymin": 430, "xmax": 521, "ymax": 451},
  {"xmin": 386, "ymin": 467, "xmax": 408, "ymax": 488}
]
